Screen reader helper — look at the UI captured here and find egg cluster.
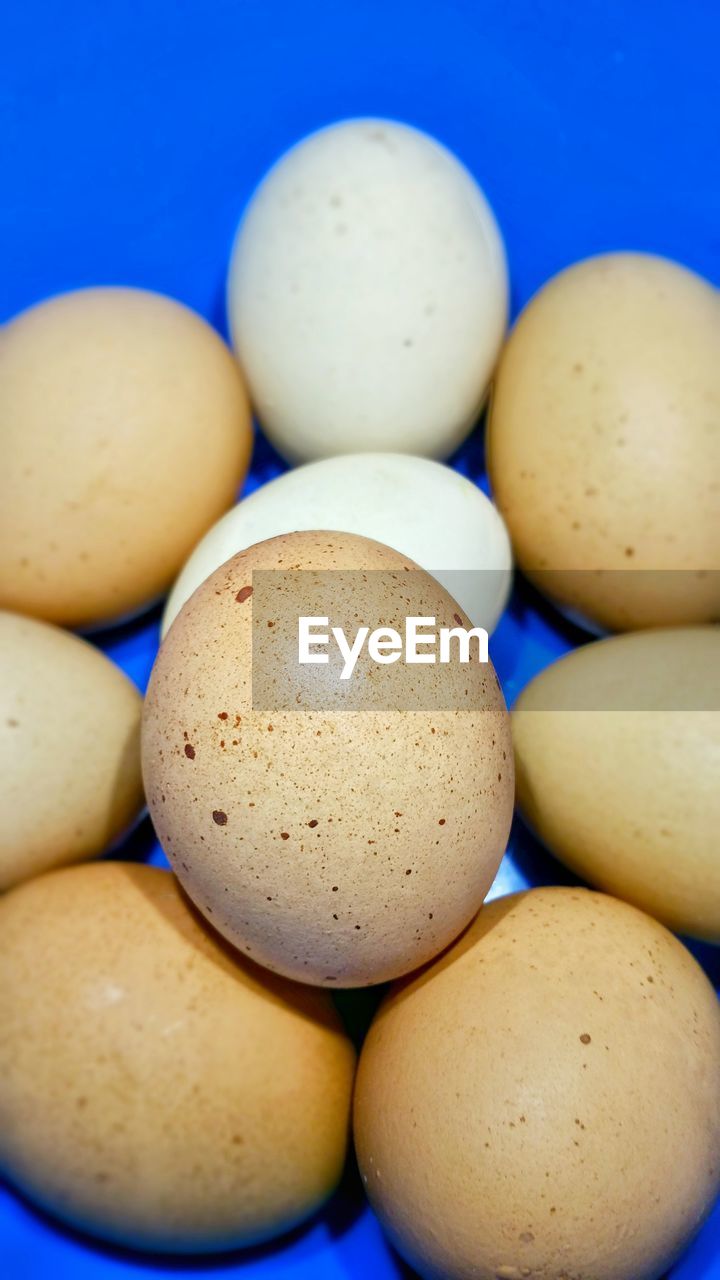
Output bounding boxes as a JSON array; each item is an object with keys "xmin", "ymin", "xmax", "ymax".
[{"xmin": 1, "ymin": 118, "xmax": 719, "ymax": 1280}]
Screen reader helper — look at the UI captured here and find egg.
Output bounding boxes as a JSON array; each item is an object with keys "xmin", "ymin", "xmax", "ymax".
[
  {"xmin": 0, "ymin": 610, "xmax": 143, "ymax": 891},
  {"xmin": 162, "ymin": 453, "xmax": 512, "ymax": 637},
  {"xmin": 512, "ymin": 626, "xmax": 720, "ymax": 941},
  {"xmin": 487, "ymin": 253, "xmax": 720, "ymax": 631},
  {"xmin": 0, "ymin": 287, "xmax": 253, "ymax": 629},
  {"xmin": 354, "ymin": 887, "xmax": 720, "ymax": 1280},
  {"xmin": 227, "ymin": 118, "xmax": 508, "ymax": 462},
  {"xmin": 143, "ymin": 530, "xmax": 513, "ymax": 987},
  {"xmin": 0, "ymin": 862, "xmax": 355, "ymax": 1252}
]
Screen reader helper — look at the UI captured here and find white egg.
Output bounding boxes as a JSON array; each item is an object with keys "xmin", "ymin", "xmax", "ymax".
[
  {"xmin": 162, "ymin": 454, "xmax": 512, "ymax": 637},
  {"xmin": 227, "ymin": 118, "xmax": 508, "ymax": 463}
]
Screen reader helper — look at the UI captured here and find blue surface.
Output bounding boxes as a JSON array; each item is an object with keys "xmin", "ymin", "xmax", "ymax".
[{"xmin": 2, "ymin": 2, "xmax": 719, "ymax": 1278}]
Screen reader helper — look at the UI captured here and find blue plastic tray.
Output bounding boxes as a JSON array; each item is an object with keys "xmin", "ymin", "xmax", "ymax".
[{"xmin": 2, "ymin": 3, "xmax": 718, "ymax": 1277}]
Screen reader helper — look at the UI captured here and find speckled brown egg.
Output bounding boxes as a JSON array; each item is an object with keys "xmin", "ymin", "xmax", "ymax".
[
  {"xmin": 0, "ymin": 287, "xmax": 252, "ymax": 629},
  {"xmin": 354, "ymin": 887, "xmax": 720, "ymax": 1280},
  {"xmin": 513, "ymin": 626, "xmax": 720, "ymax": 941},
  {"xmin": 0, "ymin": 610, "xmax": 143, "ymax": 891},
  {"xmin": 0, "ymin": 862, "xmax": 356, "ymax": 1252},
  {"xmin": 487, "ymin": 253, "xmax": 720, "ymax": 631},
  {"xmin": 142, "ymin": 530, "xmax": 513, "ymax": 987}
]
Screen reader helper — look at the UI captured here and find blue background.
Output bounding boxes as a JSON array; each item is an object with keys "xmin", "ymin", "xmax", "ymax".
[{"xmin": 1, "ymin": 2, "xmax": 719, "ymax": 1277}]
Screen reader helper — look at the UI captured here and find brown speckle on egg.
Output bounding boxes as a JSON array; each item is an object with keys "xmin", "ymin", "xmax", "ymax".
[
  {"xmin": 141, "ymin": 530, "xmax": 512, "ymax": 987},
  {"xmin": 354, "ymin": 886, "xmax": 720, "ymax": 1280},
  {"xmin": 487, "ymin": 253, "xmax": 720, "ymax": 630}
]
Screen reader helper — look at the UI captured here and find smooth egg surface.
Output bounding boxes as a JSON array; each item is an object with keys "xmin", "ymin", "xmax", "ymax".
[
  {"xmin": 354, "ymin": 887, "xmax": 720, "ymax": 1280},
  {"xmin": 0, "ymin": 287, "xmax": 253, "ymax": 628},
  {"xmin": 162, "ymin": 453, "xmax": 512, "ymax": 636},
  {"xmin": 512, "ymin": 626, "xmax": 720, "ymax": 940},
  {"xmin": 0, "ymin": 610, "xmax": 143, "ymax": 891},
  {"xmin": 228, "ymin": 118, "xmax": 508, "ymax": 462},
  {"xmin": 0, "ymin": 863, "xmax": 356, "ymax": 1252},
  {"xmin": 487, "ymin": 253, "xmax": 720, "ymax": 631}
]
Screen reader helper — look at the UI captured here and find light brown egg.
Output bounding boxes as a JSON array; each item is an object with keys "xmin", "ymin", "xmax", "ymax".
[
  {"xmin": 512, "ymin": 626, "xmax": 720, "ymax": 941},
  {"xmin": 142, "ymin": 530, "xmax": 513, "ymax": 987},
  {"xmin": 487, "ymin": 253, "xmax": 720, "ymax": 631},
  {"xmin": 0, "ymin": 862, "xmax": 356, "ymax": 1252},
  {"xmin": 0, "ymin": 287, "xmax": 252, "ymax": 628},
  {"xmin": 0, "ymin": 610, "xmax": 143, "ymax": 891},
  {"xmin": 354, "ymin": 887, "xmax": 720, "ymax": 1280}
]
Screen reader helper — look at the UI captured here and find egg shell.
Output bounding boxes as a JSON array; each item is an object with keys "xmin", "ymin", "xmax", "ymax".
[
  {"xmin": 228, "ymin": 118, "xmax": 508, "ymax": 462},
  {"xmin": 487, "ymin": 253, "xmax": 720, "ymax": 630},
  {"xmin": 512, "ymin": 626, "xmax": 720, "ymax": 941},
  {"xmin": 0, "ymin": 610, "xmax": 143, "ymax": 891},
  {"xmin": 0, "ymin": 862, "xmax": 356, "ymax": 1252},
  {"xmin": 0, "ymin": 287, "xmax": 253, "ymax": 629},
  {"xmin": 162, "ymin": 453, "xmax": 512, "ymax": 637},
  {"xmin": 354, "ymin": 887, "xmax": 720, "ymax": 1280},
  {"xmin": 143, "ymin": 530, "xmax": 513, "ymax": 987}
]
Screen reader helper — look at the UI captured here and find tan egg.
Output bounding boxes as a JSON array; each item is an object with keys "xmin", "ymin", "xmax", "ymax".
[
  {"xmin": 0, "ymin": 287, "xmax": 252, "ymax": 629},
  {"xmin": 142, "ymin": 530, "xmax": 513, "ymax": 987},
  {"xmin": 487, "ymin": 253, "xmax": 720, "ymax": 631},
  {"xmin": 354, "ymin": 887, "xmax": 720, "ymax": 1280},
  {"xmin": 0, "ymin": 862, "xmax": 356, "ymax": 1252},
  {"xmin": 0, "ymin": 610, "xmax": 143, "ymax": 891},
  {"xmin": 512, "ymin": 626, "xmax": 720, "ymax": 941}
]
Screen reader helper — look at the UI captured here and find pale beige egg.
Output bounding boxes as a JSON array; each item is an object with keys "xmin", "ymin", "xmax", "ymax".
[
  {"xmin": 142, "ymin": 530, "xmax": 513, "ymax": 987},
  {"xmin": 0, "ymin": 610, "xmax": 143, "ymax": 891},
  {"xmin": 512, "ymin": 626, "xmax": 720, "ymax": 940},
  {"xmin": 354, "ymin": 887, "xmax": 720, "ymax": 1280},
  {"xmin": 0, "ymin": 287, "xmax": 252, "ymax": 628},
  {"xmin": 228, "ymin": 118, "xmax": 508, "ymax": 462},
  {"xmin": 487, "ymin": 253, "xmax": 720, "ymax": 631},
  {"xmin": 0, "ymin": 862, "xmax": 356, "ymax": 1252},
  {"xmin": 162, "ymin": 453, "xmax": 513, "ymax": 638}
]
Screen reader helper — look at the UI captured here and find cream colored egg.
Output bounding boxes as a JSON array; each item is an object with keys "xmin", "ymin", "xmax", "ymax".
[
  {"xmin": 162, "ymin": 453, "xmax": 512, "ymax": 637},
  {"xmin": 0, "ymin": 287, "xmax": 253, "ymax": 628},
  {"xmin": 487, "ymin": 253, "xmax": 720, "ymax": 631},
  {"xmin": 0, "ymin": 862, "xmax": 356, "ymax": 1252},
  {"xmin": 0, "ymin": 610, "xmax": 143, "ymax": 891},
  {"xmin": 354, "ymin": 887, "xmax": 720, "ymax": 1280},
  {"xmin": 228, "ymin": 118, "xmax": 508, "ymax": 462},
  {"xmin": 512, "ymin": 626, "xmax": 720, "ymax": 940},
  {"xmin": 143, "ymin": 531, "xmax": 513, "ymax": 987}
]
